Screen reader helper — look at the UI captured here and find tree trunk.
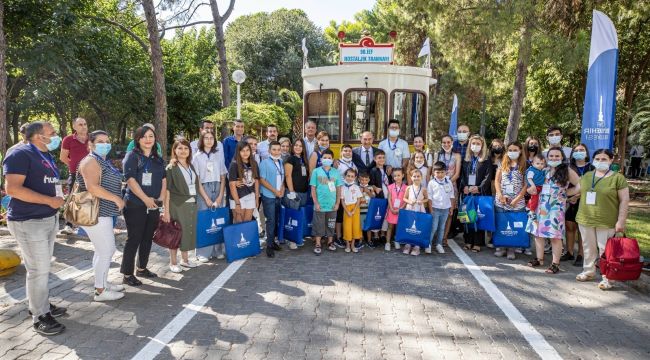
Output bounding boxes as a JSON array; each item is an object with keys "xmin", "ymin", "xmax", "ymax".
[
  {"xmin": 0, "ymin": 1, "xmax": 8, "ymax": 154},
  {"xmin": 142, "ymin": 0, "xmax": 168, "ymax": 157},
  {"xmin": 10, "ymin": 108, "xmax": 18, "ymax": 144},
  {"xmin": 209, "ymin": 0, "xmax": 235, "ymax": 108},
  {"xmin": 504, "ymin": 17, "xmax": 533, "ymax": 145}
]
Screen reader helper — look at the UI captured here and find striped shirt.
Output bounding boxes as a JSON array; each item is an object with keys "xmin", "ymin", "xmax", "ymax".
[
  {"xmin": 77, "ymin": 154, "xmax": 123, "ymax": 217},
  {"xmin": 496, "ymin": 166, "xmax": 526, "ymax": 211}
]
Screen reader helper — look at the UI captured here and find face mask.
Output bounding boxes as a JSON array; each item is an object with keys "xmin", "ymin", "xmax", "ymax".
[
  {"xmin": 470, "ymin": 144, "xmax": 482, "ymax": 153},
  {"xmin": 44, "ymin": 135, "xmax": 61, "ymax": 151},
  {"xmin": 321, "ymin": 159, "xmax": 333, "ymax": 167},
  {"xmin": 389, "ymin": 129, "xmax": 400, "ymax": 137},
  {"xmin": 548, "ymin": 135, "xmax": 562, "ymax": 145},
  {"xmin": 592, "ymin": 160, "xmax": 610, "ymax": 171},
  {"xmin": 507, "ymin": 151, "xmax": 520, "ymax": 160},
  {"xmin": 345, "ymin": 180, "xmax": 355, "ymax": 186},
  {"xmin": 457, "ymin": 133, "xmax": 469, "ymax": 142},
  {"xmin": 491, "ymin": 147, "xmax": 503, "ymax": 155},
  {"xmin": 318, "ymin": 145, "xmax": 327, "ymax": 151},
  {"xmin": 415, "ymin": 161, "xmax": 425, "ymax": 168},
  {"xmin": 527, "ymin": 144, "xmax": 538, "ymax": 152},
  {"xmin": 270, "ymin": 155, "xmax": 281, "ymax": 161},
  {"xmin": 547, "ymin": 160, "xmax": 562, "ymax": 168},
  {"xmin": 572, "ymin": 151, "xmax": 587, "ymax": 160},
  {"xmin": 341, "ymin": 155, "xmax": 352, "ymax": 161},
  {"xmin": 94, "ymin": 143, "xmax": 112, "ymax": 157}
]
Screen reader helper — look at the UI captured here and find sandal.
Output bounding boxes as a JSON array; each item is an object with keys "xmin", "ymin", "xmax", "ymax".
[
  {"xmin": 527, "ymin": 259, "xmax": 543, "ymax": 268},
  {"xmin": 576, "ymin": 272, "xmax": 595, "ymax": 282},
  {"xmin": 313, "ymin": 246, "xmax": 321, "ymax": 255},
  {"xmin": 545, "ymin": 263, "xmax": 560, "ymax": 274},
  {"xmin": 327, "ymin": 243, "xmax": 337, "ymax": 251},
  {"xmin": 471, "ymin": 246, "xmax": 481, "ymax": 253}
]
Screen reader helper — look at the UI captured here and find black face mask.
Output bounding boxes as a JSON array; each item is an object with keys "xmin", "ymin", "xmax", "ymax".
[
  {"xmin": 528, "ymin": 145, "xmax": 538, "ymax": 152},
  {"xmin": 491, "ymin": 147, "xmax": 503, "ymax": 155}
]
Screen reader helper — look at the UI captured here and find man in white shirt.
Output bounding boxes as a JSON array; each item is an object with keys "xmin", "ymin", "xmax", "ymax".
[
  {"xmin": 630, "ymin": 143, "xmax": 645, "ymax": 178},
  {"xmin": 378, "ymin": 119, "xmax": 411, "ymax": 170},
  {"xmin": 303, "ymin": 120, "xmax": 318, "ymax": 160},
  {"xmin": 190, "ymin": 120, "xmax": 215, "ymax": 155},
  {"xmin": 257, "ymin": 124, "xmax": 279, "ymax": 161},
  {"xmin": 542, "ymin": 126, "xmax": 572, "ymax": 162}
]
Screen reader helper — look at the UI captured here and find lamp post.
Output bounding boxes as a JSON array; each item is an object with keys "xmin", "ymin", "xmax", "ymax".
[{"xmin": 232, "ymin": 70, "xmax": 246, "ymax": 120}]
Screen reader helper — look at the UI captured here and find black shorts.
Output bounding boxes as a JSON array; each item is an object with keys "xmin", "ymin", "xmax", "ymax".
[{"xmin": 565, "ymin": 202, "xmax": 579, "ymax": 223}]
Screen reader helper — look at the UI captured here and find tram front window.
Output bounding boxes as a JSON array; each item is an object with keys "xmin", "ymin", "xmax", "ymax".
[
  {"xmin": 306, "ymin": 91, "xmax": 341, "ymax": 141},
  {"xmin": 391, "ymin": 91, "xmax": 426, "ymax": 142},
  {"xmin": 344, "ymin": 90, "xmax": 386, "ymax": 141}
]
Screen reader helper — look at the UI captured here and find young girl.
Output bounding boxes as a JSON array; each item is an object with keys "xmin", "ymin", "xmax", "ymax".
[
  {"xmin": 407, "ymin": 151, "xmax": 430, "ymax": 185},
  {"xmin": 228, "ymin": 141, "xmax": 260, "ymax": 223},
  {"xmin": 402, "ymin": 168, "xmax": 429, "ymax": 256},
  {"xmin": 413, "ymin": 135, "xmax": 434, "ymax": 178},
  {"xmin": 358, "ymin": 172, "xmax": 376, "ymax": 247},
  {"xmin": 385, "ymin": 168, "xmax": 407, "ymax": 251},
  {"xmin": 341, "ymin": 168, "xmax": 363, "ymax": 253},
  {"xmin": 439, "ymin": 135, "xmax": 461, "ymax": 246},
  {"xmin": 335, "ymin": 144, "xmax": 358, "ymax": 248}
]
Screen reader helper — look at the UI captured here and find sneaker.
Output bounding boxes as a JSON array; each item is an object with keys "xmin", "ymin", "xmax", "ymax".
[
  {"xmin": 33, "ymin": 313, "xmax": 65, "ymax": 336},
  {"xmin": 506, "ymin": 249, "xmax": 516, "ymax": 260},
  {"xmin": 59, "ymin": 225, "xmax": 74, "ymax": 235},
  {"xmin": 494, "ymin": 248, "xmax": 506, "ymax": 257},
  {"xmin": 486, "ymin": 242, "xmax": 495, "ymax": 249},
  {"xmin": 135, "ymin": 268, "xmax": 158, "ymax": 278},
  {"xmin": 352, "ymin": 246, "xmax": 359, "ymax": 253},
  {"xmin": 106, "ymin": 283, "xmax": 125, "ymax": 292},
  {"xmin": 560, "ymin": 252, "xmax": 574, "ymax": 261},
  {"xmin": 394, "ymin": 242, "xmax": 401, "ymax": 250},
  {"xmin": 355, "ymin": 241, "xmax": 364, "ymax": 250},
  {"xmin": 573, "ymin": 255, "xmax": 583, "ymax": 267},
  {"xmin": 436, "ymin": 244, "xmax": 445, "ymax": 254},
  {"xmin": 94, "ymin": 289, "xmax": 124, "ymax": 302},
  {"xmin": 524, "ymin": 249, "xmax": 533, "ymax": 256},
  {"xmin": 384, "ymin": 242, "xmax": 391, "ymax": 251},
  {"xmin": 196, "ymin": 256, "xmax": 210, "ymax": 263},
  {"xmin": 169, "ymin": 264, "xmax": 182, "ymax": 273},
  {"xmin": 180, "ymin": 260, "xmax": 198, "ymax": 268},
  {"xmin": 410, "ymin": 246, "xmax": 420, "ymax": 256},
  {"xmin": 29, "ymin": 304, "xmax": 67, "ymax": 318},
  {"xmin": 216, "ymin": 254, "xmax": 226, "ymax": 260},
  {"xmin": 328, "ymin": 243, "xmax": 337, "ymax": 251},
  {"xmin": 288, "ymin": 242, "xmax": 298, "ymax": 250},
  {"xmin": 424, "ymin": 246, "xmax": 432, "ymax": 254},
  {"xmin": 367, "ymin": 238, "xmax": 377, "ymax": 248},
  {"xmin": 122, "ymin": 275, "xmax": 142, "ymax": 286},
  {"xmin": 334, "ymin": 238, "xmax": 346, "ymax": 248},
  {"xmin": 514, "ymin": 248, "xmax": 524, "ymax": 254},
  {"xmin": 402, "ymin": 244, "xmax": 411, "ymax": 255},
  {"xmin": 313, "ymin": 247, "xmax": 321, "ymax": 255}
]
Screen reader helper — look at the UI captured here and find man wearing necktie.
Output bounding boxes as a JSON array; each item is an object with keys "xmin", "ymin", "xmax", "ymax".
[{"xmin": 353, "ymin": 131, "xmax": 379, "ymax": 174}]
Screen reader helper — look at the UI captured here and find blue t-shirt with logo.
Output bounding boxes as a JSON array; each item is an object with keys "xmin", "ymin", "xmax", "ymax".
[{"xmin": 2, "ymin": 144, "xmax": 60, "ymax": 221}]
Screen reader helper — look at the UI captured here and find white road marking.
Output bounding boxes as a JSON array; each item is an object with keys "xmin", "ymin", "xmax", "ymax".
[
  {"xmin": 448, "ymin": 240, "xmax": 563, "ymax": 360},
  {"xmin": 131, "ymin": 259, "xmax": 246, "ymax": 360}
]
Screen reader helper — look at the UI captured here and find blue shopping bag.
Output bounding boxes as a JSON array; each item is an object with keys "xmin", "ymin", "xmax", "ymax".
[
  {"xmin": 303, "ymin": 204, "xmax": 314, "ymax": 237},
  {"xmin": 492, "ymin": 211, "xmax": 529, "ymax": 248},
  {"xmin": 223, "ymin": 220, "xmax": 261, "ymax": 263},
  {"xmin": 363, "ymin": 198, "xmax": 388, "ymax": 231},
  {"xmin": 476, "ymin": 196, "xmax": 496, "ymax": 232},
  {"xmin": 196, "ymin": 207, "xmax": 230, "ymax": 247},
  {"xmin": 395, "ymin": 209, "xmax": 433, "ymax": 248},
  {"xmin": 280, "ymin": 206, "xmax": 307, "ymax": 245}
]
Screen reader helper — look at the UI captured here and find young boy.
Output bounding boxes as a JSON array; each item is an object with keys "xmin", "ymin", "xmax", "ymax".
[
  {"xmin": 310, "ymin": 149, "xmax": 343, "ymax": 255},
  {"xmin": 358, "ymin": 172, "xmax": 376, "ymax": 247},
  {"xmin": 526, "ymin": 154, "xmax": 546, "ymax": 219},
  {"xmin": 369, "ymin": 149, "xmax": 391, "ymax": 244},
  {"xmin": 341, "ymin": 168, "xmax": 363, "ymax": 252},
  {"xmin": 427, "ymin": 161, "xmax": 455, "ymax": 254},
  {"xmin": 258, "ymin": 141, "xmax": 285, "ymax": 258}
]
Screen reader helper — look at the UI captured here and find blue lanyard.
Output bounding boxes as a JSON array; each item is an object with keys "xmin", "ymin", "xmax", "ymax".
[
  {"xmin": 31, "ymin": 144, "xmax": 59, "ymax": 178},
  {"xmin": 140, "ymin": 154, "xmax": 152, "ymax": 173},
  {"xmin": 272, "ymin": 159, "xmax": 284, "ymax": 177},
  {"xmin": 395, "ymin": 183, "xmax": 403, "ymax": 195},
  {"xmin": 339, "ymin": 159, "xmax": 353, "ymax": 169},
  {"xmin": 470, "ymin": 156, "xmax": 478, "ymax": 174},
  {"xmin": 411, "ymin": 185, "xmax": 422, "ymax": 200},
  {"xmin": 180, "ymin": 164, "xmax": 194, "ymax": 184},
  {"xmin": 389, "ymin": 139, "xmax": 398, "ymax": 150},
  {"xmin": 508, "ymin": 165, "xmax": 518, "ymax": 182},
  {"xmin": 434, "ymin": 177, "xmax": 448, "ymax": 186},
  {"xmin": 92, "ymin": 153, "xmax": 122, "ymax": 177},
  {"xmin": 439, "ymin": 152, "xmax": 452, "ymax": 167},
  {"xmin": 591, "ymin": 170, "xmax": 609, "ymax": 190},
  {"xmin": 381, "ymin": 168, "xmax": 388, "ymax": 186},
  {"xmin": 323, "ymin": 167, "xmax": 332, "ymax": 180}
]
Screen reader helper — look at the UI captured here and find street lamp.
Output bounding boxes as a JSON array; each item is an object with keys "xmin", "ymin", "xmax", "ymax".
[{"xmin": 232, "ymin": 70, "xmax": 246, "ymax": 120}]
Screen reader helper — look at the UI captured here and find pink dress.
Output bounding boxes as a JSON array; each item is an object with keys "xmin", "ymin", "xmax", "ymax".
[{"xmin": 386, "ymin": 182, "xmax": 407, "ymax": 225}]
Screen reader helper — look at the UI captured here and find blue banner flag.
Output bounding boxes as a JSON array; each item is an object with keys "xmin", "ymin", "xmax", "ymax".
[
  {"xmin": 449, "ymin": 94, "xmax": 458, "ymax": 141},
  {"xmin": 581, "ymin": 10, "xmax": 618, "ymax": 156}
]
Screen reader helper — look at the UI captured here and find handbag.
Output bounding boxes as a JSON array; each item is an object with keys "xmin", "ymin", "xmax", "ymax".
[
  {"xmin": 153, "ymin": 218, "xmax": 182, "ymax": 249},
  {"xmin": 395, "ymin": 209, "xmax": 433, "ymax": 248},
  {"xmin": 280, "ymin": 206, "xmax": 309, "ymax": 245},
  {"xmin": 599, "ymin": 234, "xmax": 643, "ymax": 281},
  {"xmin": 63, "ymin": 170, "xmax": 101, "ymax": 227},
  {"xmin": 492, "ymin": 211, "xmax": 529, "ymax": 248},
  {"xmin": 457, "ymin": 195, "xmax": 477, "ymax": 224},
  {"xmin": 476, "ymin": 196, "xmax": 496, "ymax": 232}
]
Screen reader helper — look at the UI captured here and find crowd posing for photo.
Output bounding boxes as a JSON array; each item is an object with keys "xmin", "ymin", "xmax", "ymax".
[{"xmin": 1, "ymin": 118, "xmax": 631, "ymax": 336}]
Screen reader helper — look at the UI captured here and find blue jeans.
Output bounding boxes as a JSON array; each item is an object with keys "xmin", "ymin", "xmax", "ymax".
[
  {"xmin": 262, "ymin": 195, "xmax": 282, "ymax": 245},
  {"xmin": 430, "ymin": 208, "xmax": 450, "ymax": 247},
  {"xmin": 196, "ymin": 181, "xmax": 225, "ymax": 258}
]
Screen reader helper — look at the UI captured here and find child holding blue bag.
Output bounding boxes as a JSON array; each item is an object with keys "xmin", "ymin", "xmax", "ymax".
[{"xmin": 402, "ymin": 168, "xmax": 429, "ymax": 256}]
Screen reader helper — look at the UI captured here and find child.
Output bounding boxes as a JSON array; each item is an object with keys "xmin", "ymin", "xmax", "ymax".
[
  {"xmin": 427, "ymin": 161, "xmax": 454, "ymax": 254},
  {"xmin": 402, "ymin": 168, "xmax": 429, "ymax": 256},
  {"xmin": 310, "ymin": 149, "xmax": 343, "ymax": 255},
  {"xmin": 258, "ymin": 141, "xmax": 285, "ymax": 258},
  {"xmin": 341, "ymin": 168, "xmax": 363, "ymax": 253},
  {"xmin": 526, "ymin": 154, "xmax": 546, "ymax": 218},
  {"xmin": 370, "ymin": 150, "xmax": 391, "ymax": 245},
  {"xmin": 358, "ymin": 172, "xmax": 377, "ymax": 247},
  {"xmin": 335, "ymin": 144, "xmax": 358, "ymax": 249},
  {"xmin": 385, "ymin": 168, "xmax": 407, "ymax": 251},
  {"xmin": 407, "ymin": 150, "xmax": 430, "ymax": 185}
]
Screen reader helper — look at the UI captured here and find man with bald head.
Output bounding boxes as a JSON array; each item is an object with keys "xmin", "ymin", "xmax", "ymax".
[
  {"xmin": 60, "ymin": 117, "xmax": 90, "ymax": 234},
  {"xmin": 352, "ymin": 131, "xmax": 379, "ymax": 174}
]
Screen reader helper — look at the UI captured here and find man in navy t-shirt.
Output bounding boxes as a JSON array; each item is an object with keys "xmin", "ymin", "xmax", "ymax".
[{"xmin": 3, "ymin": 121, "xmax": 68, "ymax": 336}]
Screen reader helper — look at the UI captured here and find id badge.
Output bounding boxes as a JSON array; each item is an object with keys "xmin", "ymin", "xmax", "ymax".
[
  {"xmin": 55, "ymin": 184, "xmax": 64, "ymax": 198},
  {"xmin": 586, "ymin": 191, "xmax": 596, "ymax": 205},
  {"xmin": 301, "ymin": 165, "xmax": 307, "ymax": 177},
  {"xmin": 142, "ymin": 172, "xmax": 152, "ymax": 186},
  {"xmin": 276, "ymin": 175, "xmax": 283, "ymax": 190},
  {"xmin": 394, "ymin": 199, "xmax": 401, "ymax": 208},
  {"xmin": 444, "ymin": 184, "xmax": 452, "ymax": 193},
  {"xmin": 395, "ymin": 148, "xmax": 402, "ymax": 158},
  {"xmin": 505, "ymin": 184, "xmax": 514, "ymax": 195},
  {"xmin": 328, "ymin": 181, "xmax": 336, "ymax": 192},
  {"xmin": 468, "ymin": 175, "xmax": 477, "ymax": 186},
  {"xmin": 206, "ymin": 162, "xmax": 214, "ymax": 173},
  {"xmin": 188, "ymin": 185, "xmax": 196, "ymax": 196}
]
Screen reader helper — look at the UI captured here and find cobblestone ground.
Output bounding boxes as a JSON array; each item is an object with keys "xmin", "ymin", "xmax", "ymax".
[{"xmin": 0, "ymin": 233, "xmax": 649, "ymax": 360}]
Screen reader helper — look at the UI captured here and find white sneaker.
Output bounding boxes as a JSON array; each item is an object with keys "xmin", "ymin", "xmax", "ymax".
[
  {"xmin": 180, "ymin": 260, "xmax": 198, "ymax": 268},
  {"xmin": 514, "ymin": 248, "xmax": 524, "ymax": 254},
  {"xmin": 59, "ymin": 225, "xmax": 74, "ymax": 235},
  {"xmin": 424, "ymin": 246, "xmax": 432, "ymax": 254},
  {"xmin": 384, "ymin": 242, "xmax": 391, "ymax": 251},
  {"xmin": 436, "ymin": 245, "xmax": 445, "ymax": 254},
  {"xmin": 196, "ymin": 256, "xmax": 210, "ymax": 263},
  {"xmin": 524, "ymin": 249, "xmax": 533, "ymax": 256},
  {"xmin": 394, "ymin": 242, "xmax": 401, "ymax": 250},
  {"xmin": 289, "ymin": 242, "xmax": 298, "ymax": 250},
  {"xmin": 105, "ymin": 283, "xmax": 125, "ymax": 292},
  {"xmin": 494, "ymin": 248, "xmax": 506, "ymax": 257},
  {"xmin": 169, "ymin": 264, "xmax": 182, "ymax": 273},
  {"xmin": 94, "ymin": 290, "xmax": 124, "ymax": 302},
  {"xmin": 216, "ymin": 254, "xmax": 225, "ymax": 260},
  {"xmin": 402, "ymin": 244, "xmax": 411, "ymax": 255}
]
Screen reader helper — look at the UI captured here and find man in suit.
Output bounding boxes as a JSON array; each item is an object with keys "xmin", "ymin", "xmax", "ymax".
[{"xmin": 353, "ymin": 131, "xmax": 379, "ymax": 174}]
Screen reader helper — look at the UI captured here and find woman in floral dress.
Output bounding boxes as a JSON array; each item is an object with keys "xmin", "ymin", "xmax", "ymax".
[{"xmin": 526, "ymin": 147, "xmax": 580, "ymax": 274}]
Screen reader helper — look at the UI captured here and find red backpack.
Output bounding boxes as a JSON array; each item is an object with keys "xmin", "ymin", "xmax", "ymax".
[{"xmin": 599, "ymin": 235, "xmax": 643, "ymax": 281}]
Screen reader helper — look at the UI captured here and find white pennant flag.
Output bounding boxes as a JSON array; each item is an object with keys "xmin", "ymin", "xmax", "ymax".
[
  {"xmin": 301, "ymin": 37, "xmax": 309, "ymax": 69},
  {"xmin": 418, "ymin": 37, "xmax": 430, "ymax": 58}
]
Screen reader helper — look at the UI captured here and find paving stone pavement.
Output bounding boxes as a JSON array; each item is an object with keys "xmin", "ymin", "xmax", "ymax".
[{"xmin": 0, "ymin": 235, "xmax": 649, "ymax": 360}]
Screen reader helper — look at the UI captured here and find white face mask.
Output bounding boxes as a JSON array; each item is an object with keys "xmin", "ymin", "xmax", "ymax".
[
  {"xmin": 507, "ymin": 151, "xmax": 520, "ymax": 160},
  {"xmin": 388, "ymin": 129, "xmax": 400, "ymax": 137},
  {"xmin": 470, "ymin": 144, "xmax": 482, "ymax": 154},
  {"xmin": 592, "ymin": 160, "xmax": 611, "ymax": 171},
  {"xmin": 341, "ymin": 155, "xmax": 352, "ymax": 161},
  {"xmin": 457, "ymin": 133, "xmax": 469, "ymax": 142},
  {"xmin": 548, "ymin": 135, "xmax": 562, "ymax": 145},
  {"xmin": 415, "ymin": 161, "xmax": 424, "ymax": 168},
  {"xmin": 547, "ymin": 160, "xmax": 562, "ymax": 167}
]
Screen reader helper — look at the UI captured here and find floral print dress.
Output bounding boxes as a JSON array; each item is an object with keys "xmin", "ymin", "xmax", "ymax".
[{"xmin": 525, "ymin": 172, "xmax": 566, "ymax": 239}]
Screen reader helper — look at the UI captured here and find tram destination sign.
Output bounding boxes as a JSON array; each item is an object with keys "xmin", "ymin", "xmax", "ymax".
[{"xmin": 339, "ymin": 36, "xmax": 394, "ymax": 65}]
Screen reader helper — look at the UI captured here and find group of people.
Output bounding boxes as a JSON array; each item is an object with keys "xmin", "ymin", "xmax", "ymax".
[{"xmin": 1, "ymin": 116, "xmax": 629, "ymax": 337}]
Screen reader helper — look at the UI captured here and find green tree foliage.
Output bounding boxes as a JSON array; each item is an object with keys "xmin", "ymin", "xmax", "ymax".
[{"xmin": 207, "ymin": 102, "xmax": 291, "ymax": 139}]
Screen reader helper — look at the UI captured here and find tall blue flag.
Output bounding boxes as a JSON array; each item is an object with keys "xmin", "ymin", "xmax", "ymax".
[
  {"xmin": 449, "ymin": 94, "xmax": 458, "ymax": 140},
  {"xmin": 581, "ymin": 10, "xmax": 618, "ymax": 156}
]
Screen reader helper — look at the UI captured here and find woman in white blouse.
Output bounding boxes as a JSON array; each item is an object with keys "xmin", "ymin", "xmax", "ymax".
[{"xmin": 192, "ymin": 131, "xmax": 228, "ymax": 262}]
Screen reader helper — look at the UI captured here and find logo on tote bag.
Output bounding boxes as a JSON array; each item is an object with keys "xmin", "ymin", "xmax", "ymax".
[
  {"xmin": 374, "ymin": 208, "xmax": 382, "ymax": 221},
  {"xmin": 206, "ymin": 218, "xmax": 225, "ymax": 234},
  {"xmin": 405, "ymin": 221, "xmax": 421, "ymax": 236},
  {"xmin": 284, "ymin": 217, "xmax": 299, "ymax": 232},
  {"xmin": 500, "ymin": 221, "xmax": 524, "ymax": 237},
  {"xmin": 237, "ymin": 233, "xmax": 250, "ymax": 248}
]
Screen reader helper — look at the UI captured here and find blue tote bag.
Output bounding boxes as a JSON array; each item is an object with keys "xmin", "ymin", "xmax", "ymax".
[
  {"xmin": 395, "ymin": 209, "xmax": 433, "ymax": 248},
  {"xmin": 196, "ymin": 207, "xmax": 230, "ymax": 247},
  {"xmin": 280, "ymin": 206, "xmax": 307, "ymax": 245},
  {"xmin": 492, "ymin": 211, "xmax": 529, "ymax": 248},
  {"xmin": 476, "ymin": 196, "xmax": 496, "ymax": 232},
  {"xmin": 363, "ymin": 198, "xmax": 388, "ymax": 231},
  {"xmin": 302, "ymin": 204, "xmax": 314, "ymax": 237},
  {"xmin": 223, "ymin": 220, "xmax": 261, "ymax": 263}
]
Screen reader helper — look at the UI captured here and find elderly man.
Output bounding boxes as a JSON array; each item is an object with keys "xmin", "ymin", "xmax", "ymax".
[
  {"xmin": 4, "ymin": 121, "xmax": 68, "ymax": 336},
  {"xmin": 353, "ymin": 131, "xmax": 379, "ymax": 174},
  {"xmin": 303, "ymin": 120, "xmax": 318, "ymax": 160}
]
